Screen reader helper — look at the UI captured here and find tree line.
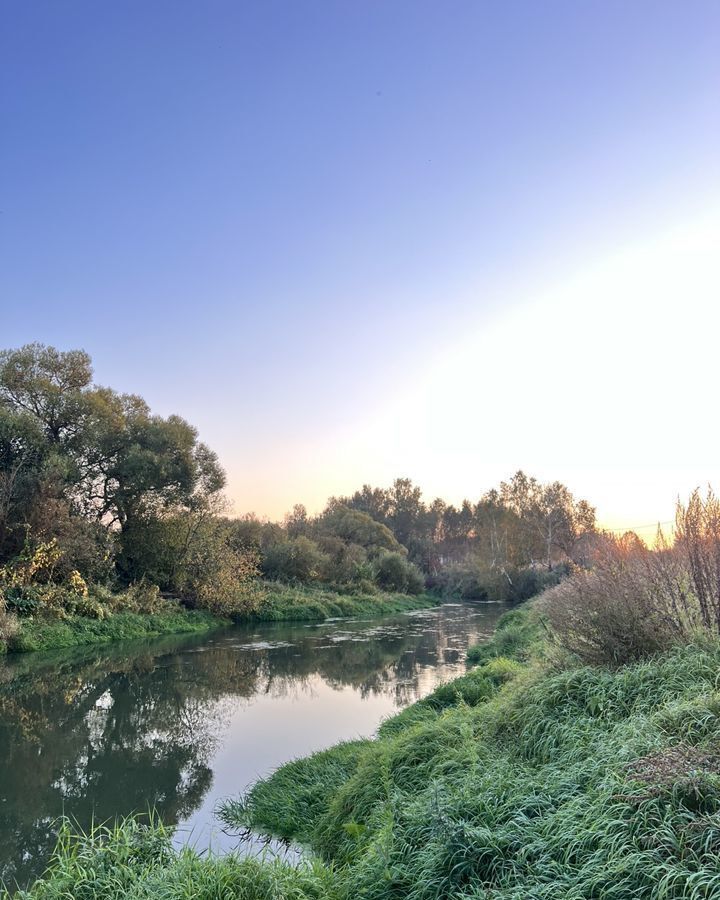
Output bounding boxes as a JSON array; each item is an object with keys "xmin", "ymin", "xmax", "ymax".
[{"xmin": 0, "ymin": 344, "xmax": 598, "ymax": 627}]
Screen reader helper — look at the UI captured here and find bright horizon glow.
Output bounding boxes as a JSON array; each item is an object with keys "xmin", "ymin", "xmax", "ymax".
[
  {"xmin": 2, "ymin": 2, "xmax": 720, "ymax": 532},
  {"xmin": 222, "ymin": 205, "xmax": 720, "ymax": 536}
]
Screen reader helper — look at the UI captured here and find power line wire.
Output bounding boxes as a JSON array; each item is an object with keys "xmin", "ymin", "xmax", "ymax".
[{"xmin": 603, "ymin": 521, "xmax": 674, "ymax": 533}]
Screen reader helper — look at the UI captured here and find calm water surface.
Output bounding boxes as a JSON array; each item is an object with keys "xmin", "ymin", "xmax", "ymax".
[{"xmin": 0, "ymin": 601, "xmax": 510, "ymax": 887}]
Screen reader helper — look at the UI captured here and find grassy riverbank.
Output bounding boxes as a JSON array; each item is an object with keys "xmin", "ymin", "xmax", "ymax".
[
  {"xmin": 5, "ymin": 608, "xmax": 223, "ymax": 653},
  {"xmin": 16, "ymin": 603, "xmax": 720, "ymax": 898},
  {"xmin": 2, "ymin": 583, "xmax": 438, "ymax": 654},
  {"xmin": 252, "ymin": 581, "xmax": 439, "ymax": 621}
]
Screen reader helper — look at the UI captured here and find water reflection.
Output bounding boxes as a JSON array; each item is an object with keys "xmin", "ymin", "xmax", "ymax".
[{"xmin": 0, "ymin": 602, "xmax": 509, "ymax": 887}]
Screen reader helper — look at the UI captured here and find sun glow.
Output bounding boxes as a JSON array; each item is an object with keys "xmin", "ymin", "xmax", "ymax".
[{"xmin": 230, "ymin": 206, "xmax": 720, "ymax": 525}]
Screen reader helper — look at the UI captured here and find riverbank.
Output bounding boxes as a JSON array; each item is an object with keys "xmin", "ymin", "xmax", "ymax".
[
  {"xmin": 5, "ymin": 608, "xmax": 223, "ymax": 653},
  {"xmin": 223, "ymin": 605, "xmax": 720, "ymax": 897},
  {"xmin": 2, "ymin": 583, "xmax": 439, "ymax": 654},
  {"xmin": 251, "ymin": 581, "xmax": 439, "ymax": 621},
  {"xmin": 16, "ymin": 604, "xmax": 720, "ymax": 897}
]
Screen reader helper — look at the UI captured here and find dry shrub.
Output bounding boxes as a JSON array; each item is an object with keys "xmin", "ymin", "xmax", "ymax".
[
  {"xmin": 539, "ymin": 490, "xmax": 720, "ymax": 666},
  {"xmin": 114, "ymin": 579, "xmax": 168, "ymax": 614},
  {"xmin": 539, "ymin": 528, "xmax": 702, "ymax": 666},
  {"xmin": 674, "ymin": 488, "xmax": 720, "ymax": 632},
  {"xmin": 617, "ymin": 745, "xmax": 720, "ymax": 808},
  {"xmin": 624, "ymin": 744, "xmax": 720, "ymax": 790},
  {"xmin": 0, "ymin": 595, "xmax": 19, "ymax": 647}
]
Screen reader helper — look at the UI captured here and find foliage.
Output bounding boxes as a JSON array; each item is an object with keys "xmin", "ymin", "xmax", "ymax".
[
  {"xmin": 0, "ymin": 594, "xmax": 19, "ymax": 650},
  {"xmin": 2, "ymin": 345, "xmax": 224, "ymax": 525},
  {"xmin": 675, "ymin": 487, "xmax": 720, "ymax": 632},
  {"xmin": 184, "ymin": 539, "xmax": 262, "ymax": 618},
  {"xmin": 262, "ymin": 536, "xmax": 329, "ymax": 584},
  {"xmin": 336, "ymin": 473, "xmax": 596, "ymax": 574},
  {"xmin": 432, "ymin": 557, "xmax": 566, "ymax": 602},
  {"xmin": 373, "ymin": 552, "xmax": 424, "ymax": 594},
  {"xmin": 0, "ymin": 342, "xmax": 601, "ymax": 650},
  {"xmin": 537, "ymin": 496, "xmax": 720, "ymax": 666},
  {"xmin": 316, "ymin": 506, "xmax": 402, "ymax": 555},
  {"xmin": 0, "ymin": 539, "xmax": 104, "ymax": 621}
]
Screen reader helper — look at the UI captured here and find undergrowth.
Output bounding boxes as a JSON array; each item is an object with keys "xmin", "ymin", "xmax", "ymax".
[{"xmin": 4, "ymin": 583, "xmax": 435, "ymax": 654}]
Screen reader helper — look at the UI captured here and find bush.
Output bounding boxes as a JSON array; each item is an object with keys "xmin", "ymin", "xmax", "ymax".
[
  {"xmin": 433, "ymin": 558, "xmax": 566, "ymax": 602},
  {"xmin": 316, "ymin": 505, "xmax": 402, "ymax": 555},
  {"xmin": 373, "ymin": 552, "xmax": 425, "ymax": 594},
  {"xmin": 262, "ymin": 536, "xmax": 329, "ymax": 584},
  {"xmin": 538, "ymin": 541, "xmax": 693, "ymax": 666},
  {"xmin": 0, "ymin": 596, "xmax": 19, "ymax": 649},
  {"xmin": 539, "ymin": 491, "xmax": 720, "ymax": 667},
  {"xmin": 315, "ymin": 536, "xmax": 369, "ymax": 585}
]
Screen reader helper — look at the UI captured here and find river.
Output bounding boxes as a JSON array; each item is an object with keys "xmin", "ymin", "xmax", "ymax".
[{"xmin": 0, "ymin": 600, "xmax": 511, "ymax": 888}]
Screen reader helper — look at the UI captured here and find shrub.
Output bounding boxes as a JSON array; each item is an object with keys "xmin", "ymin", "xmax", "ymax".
[
  {"xmin": 540, "ymin": 490, "xmax": 720, "ymax": 667},
  {"xmin": 184, "ymin": 545, "xmax": 262, "ymax": 618},
  {"xmin": 262, "ymin": 536, "xmax": 329, "ymax": 584},
  {"xmin": 373, "ymin": 552, "xmax": 425, "ymax": 594},
  {"xmin": 433, "ymin": 558, "xmax": 566, "ymax": 602},
  {"xmin": 0, "ymin": 595, "xmax": 19, "ymax": 649},
  {"xmin": 538, "ymin": 540, "xmax": 694, "ymax": 666},
  {"xmin": 316, "ymin": 505, "xmax": 402, "ymax": 555},
  {"xmin": 0, "ymin": 540, "xmax": 111, "ymax": 620},
  {"xmin": 315, "ymin": 537, "xmax": 369, "ymax": 585},
  {"xmin": 675, "ymin": 488, "xmax": 720, "ymax": 632}
]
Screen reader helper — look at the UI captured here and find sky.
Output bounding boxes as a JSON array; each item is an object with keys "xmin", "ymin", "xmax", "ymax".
[{"xmin": 2, "ymin": 1, "xmax": 720, "ymax": 539}]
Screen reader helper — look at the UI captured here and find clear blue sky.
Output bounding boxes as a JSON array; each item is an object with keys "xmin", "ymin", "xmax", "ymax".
[{"xmin": 2, "ymin": 1, "xmax": 720, "ymax": 527}]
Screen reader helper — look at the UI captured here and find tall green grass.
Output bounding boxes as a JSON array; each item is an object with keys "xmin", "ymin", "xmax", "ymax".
[
  {"xmin": 5, "ymin": 817, "xmax": 337, "ymax": 900},
  {"xmin": 8, "ymin": 609, "xmax": 223, "ymax": 653},
  {"xmin": 250, "ymin": 582, "xmax": 438, "ymax": 622}
]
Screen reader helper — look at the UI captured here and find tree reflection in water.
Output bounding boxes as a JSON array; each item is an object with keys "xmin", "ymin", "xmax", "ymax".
[{"xmin": 0, "ymin": 602, "xmax": 509, "ymax": 887}]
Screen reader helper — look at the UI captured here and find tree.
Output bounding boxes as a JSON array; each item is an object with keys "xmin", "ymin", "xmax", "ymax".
[
  {"xmin": 79, "ymin": 388, "xmax": 226, "ymax": 532},
  {"xmin": 499, "ymin": 471, "xmax": 596, "ymax": 569},
  {"xmin": 0, "ymin": 408, "xmax": 48, "ymax": 560},
  {"xmin": 386, "ymin": 478, "xmax": 424, "ymax": 549},
  {"xmin": 316, "ymin": 505, "xmax": 401, "ymax": 555},
  {"xmin": 344, "ymin": 485, "xmax": 392, "ymax": 524},
  {"xmin": 0, "ymin": 344, "xmax": 92, "ymax": 446},
  {"xmin": 284, "ymin": 504, "xmax": 308, "ymax": 538},
  {"xmin": 0, "ymin": 344, "xmax": 228, "ymax": 591}
]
